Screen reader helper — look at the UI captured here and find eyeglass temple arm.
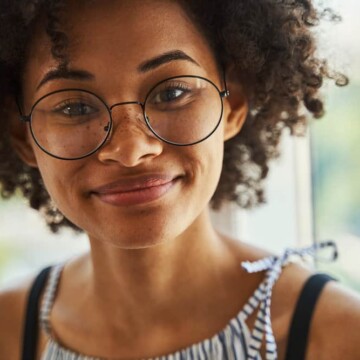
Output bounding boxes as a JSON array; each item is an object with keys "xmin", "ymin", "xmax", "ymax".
[
  {"xmin": 15, "ymin": 98, "xmax": 31, "ymax": 123},
  {"xmin": 19, "ymin": 115, "xmax": 30, "ymax": 123},
  {"xmin": 220, "ymin": 89, "xmax": 230, "ymax": 98},
  {"xmin": 220, "ymin": 69, "xmax": 230, "ymax": 98}
]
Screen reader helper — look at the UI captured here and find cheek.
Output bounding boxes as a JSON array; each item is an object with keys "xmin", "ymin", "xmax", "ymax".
[
  {"xmin": 33, "ymin": 149, "xmax": 84, "ymax": 215},
  {"xmin": 184, "ymin": 131, "xmax": 225, "ymax": 200}
]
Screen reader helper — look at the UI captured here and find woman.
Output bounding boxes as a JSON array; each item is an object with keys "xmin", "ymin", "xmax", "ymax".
[{"xmin": 0, "ymin": 0, "xmax": 359, "ymax": 359}]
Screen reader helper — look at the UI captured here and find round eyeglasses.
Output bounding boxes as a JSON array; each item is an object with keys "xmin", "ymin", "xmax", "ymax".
[{"xmin": 19, "ymin": 75, "xmax": 229, "ymax": 160}]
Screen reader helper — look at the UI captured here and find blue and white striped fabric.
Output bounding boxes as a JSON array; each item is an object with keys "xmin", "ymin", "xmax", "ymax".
[{"xmin": 39, "ymin": 241, "xmax": 337, "ymax": 360}]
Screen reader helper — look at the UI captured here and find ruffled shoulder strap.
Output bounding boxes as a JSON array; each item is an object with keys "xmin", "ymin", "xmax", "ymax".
[
  {"xmin": 39, "ymin": 263, "xmax": 65, "ymax": 336},
  {"xmin": 239, "ymin": 241, "xmax": 337, "ymax": 360}
]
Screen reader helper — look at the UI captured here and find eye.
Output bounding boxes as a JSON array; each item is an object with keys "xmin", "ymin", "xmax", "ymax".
[
  {"xmin": 55, "ymin": 101, "xmax": 99, "ymax": 117},
  {"xmin": 153, "ymin": 88, "xmax": 186, "ymax": 103},
  {"xmin": 150, "ymin": 82, "xmax": 192, "ymax": 105}
]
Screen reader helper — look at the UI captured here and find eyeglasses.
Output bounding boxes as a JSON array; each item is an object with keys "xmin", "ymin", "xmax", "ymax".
[{"xmin": 19, "ymin": 75, "xmax": 229, "ymax": 160}]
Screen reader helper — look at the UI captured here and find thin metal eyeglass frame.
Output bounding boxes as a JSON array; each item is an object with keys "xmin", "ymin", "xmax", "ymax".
[{"xmin": 18, "ymin": 74, "xmax": 230, "ymax": 161}]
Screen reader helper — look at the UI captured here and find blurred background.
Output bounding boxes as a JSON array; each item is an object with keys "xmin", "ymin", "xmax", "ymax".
[
  {"xmin": 0, "ymin": 0, "xmax": 359, "ymax": 291},
  {"xmin": 310, "ymin": 0, "xmax": 360, "ymax": 289}
]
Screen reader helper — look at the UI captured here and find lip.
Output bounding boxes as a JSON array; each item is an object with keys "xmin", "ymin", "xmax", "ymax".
[{"xmin": 91, "ymin": 174, "xmax": 181, "ymax": 206}]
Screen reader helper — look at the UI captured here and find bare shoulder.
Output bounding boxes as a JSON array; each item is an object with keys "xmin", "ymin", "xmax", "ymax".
[
  {"xmin": 221, "ymin": 237, "xmax": 312, "ymax": 322},
  {"xmin": 259, "ymin": 252, "xmax": 360, "ymax": 360},
  {"xmin": 306, "ymin": 279, "xmax": 360, "ymax": 360},
  {"xmin": 0, "ymin": 275, "xmax": 36, "ymax": 360},
  {"xmin": 208, "ymin": 235, "xmax": 360, "ymax": 359},
  {"xmin": 270, "ymin": 253, "xmax": 360, "ymax": 360}
]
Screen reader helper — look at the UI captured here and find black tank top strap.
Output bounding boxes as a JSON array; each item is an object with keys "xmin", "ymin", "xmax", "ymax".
[
  {"xmin": 21, "ymin": 266, "xmax": 53, "ymax": 360},
  {"xmin": 285, "ymin": 273, "xmax": 335, "ymax": 360}
]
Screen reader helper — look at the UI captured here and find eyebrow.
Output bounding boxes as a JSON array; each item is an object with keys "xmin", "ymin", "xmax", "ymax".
[
  {"xmin": 137, "ymin": 50, "xmax": 200, "ymax": 72},
  {"xmin": 36, "ymin": 50, "xmax": 199, "ymax": 91},
  {"xmin": 36, "ymin": 68, "xmax": 95, "ymax": 91}
]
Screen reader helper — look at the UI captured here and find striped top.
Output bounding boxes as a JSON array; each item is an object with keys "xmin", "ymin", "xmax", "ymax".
[{"xmin": 39, "ymin": 242, "xmax": 334, "ymax": 360}]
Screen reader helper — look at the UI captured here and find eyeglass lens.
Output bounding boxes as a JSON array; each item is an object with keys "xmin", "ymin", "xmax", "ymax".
[{"xmin": 30, "ymin": 90, "xmax": 110, "ymax": 159}]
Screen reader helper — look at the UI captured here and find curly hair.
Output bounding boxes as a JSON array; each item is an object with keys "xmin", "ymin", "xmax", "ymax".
[{"xmin": 0, "ymin": 0, "xmax": 347, "ymax": 233}]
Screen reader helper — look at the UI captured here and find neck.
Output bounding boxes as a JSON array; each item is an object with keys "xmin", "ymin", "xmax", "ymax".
[{"xmin": 82, "ymin": 209, "xmax": 238, "ymax": 329}]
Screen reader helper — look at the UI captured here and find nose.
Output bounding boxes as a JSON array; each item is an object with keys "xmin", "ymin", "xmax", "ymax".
[{"xmin": 97, "ymin": 103, "xmax": 163, "ymax": 167}]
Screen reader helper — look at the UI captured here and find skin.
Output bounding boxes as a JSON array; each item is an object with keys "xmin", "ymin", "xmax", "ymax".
[{"xmin": 1, "ymin": 1, "xmax": 360, "ymax": 359}]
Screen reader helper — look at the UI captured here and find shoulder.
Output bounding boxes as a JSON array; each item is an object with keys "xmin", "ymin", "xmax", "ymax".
[
  {"xmin": 268, "ymin": 254, "xmax": 360, "ymax": 360},
  {"xmin": 223, "ymin": 236, "xmax": 360, "ymax": 359},
  {"xmin": 0, "ymin": 274, "xmax": 38, "ymax": 360},
  {"xmin": 306, "ymin": 279, "xmax": 360, "ymax": 359}
]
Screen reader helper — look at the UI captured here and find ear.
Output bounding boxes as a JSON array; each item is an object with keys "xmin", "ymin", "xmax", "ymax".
[
  {"xmin": 8, "ymin": 98, "xmax": 38, "ymax": 168},
  {"xmin": 222, "ymin": 68, "xmax": 248, "ymax": 141}
]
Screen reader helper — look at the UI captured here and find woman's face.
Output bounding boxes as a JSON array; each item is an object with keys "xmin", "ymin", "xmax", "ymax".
[{"xmin": 16, "ymin": 0, "xmax": 246, "ymax": 248}]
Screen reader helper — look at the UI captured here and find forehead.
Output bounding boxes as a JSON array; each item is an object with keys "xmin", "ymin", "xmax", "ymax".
[
  {"xmin": 23, "ymin": 0, "xmax": 218, "ymax": 97},
  {"xmin": 65, "ymin": 1, "xmax": 201, "ymax": 53}
]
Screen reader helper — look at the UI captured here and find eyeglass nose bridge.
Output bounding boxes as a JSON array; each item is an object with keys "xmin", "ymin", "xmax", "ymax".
[
  {"xmin": 109, "ymin": 100, "xmax": 145, "ymax": 111},
  {"xmin": 108, "ymin": 100, "xmax": 145, "ymax": 127},
  {"xmin": 106, "ymin": 100, "xmax": 148, "ymax": 135}
]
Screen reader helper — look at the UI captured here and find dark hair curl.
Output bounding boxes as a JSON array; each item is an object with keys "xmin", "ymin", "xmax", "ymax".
[{"xmin": 0, "ymin": 0, "xmax": 347, "ymax": 232}]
